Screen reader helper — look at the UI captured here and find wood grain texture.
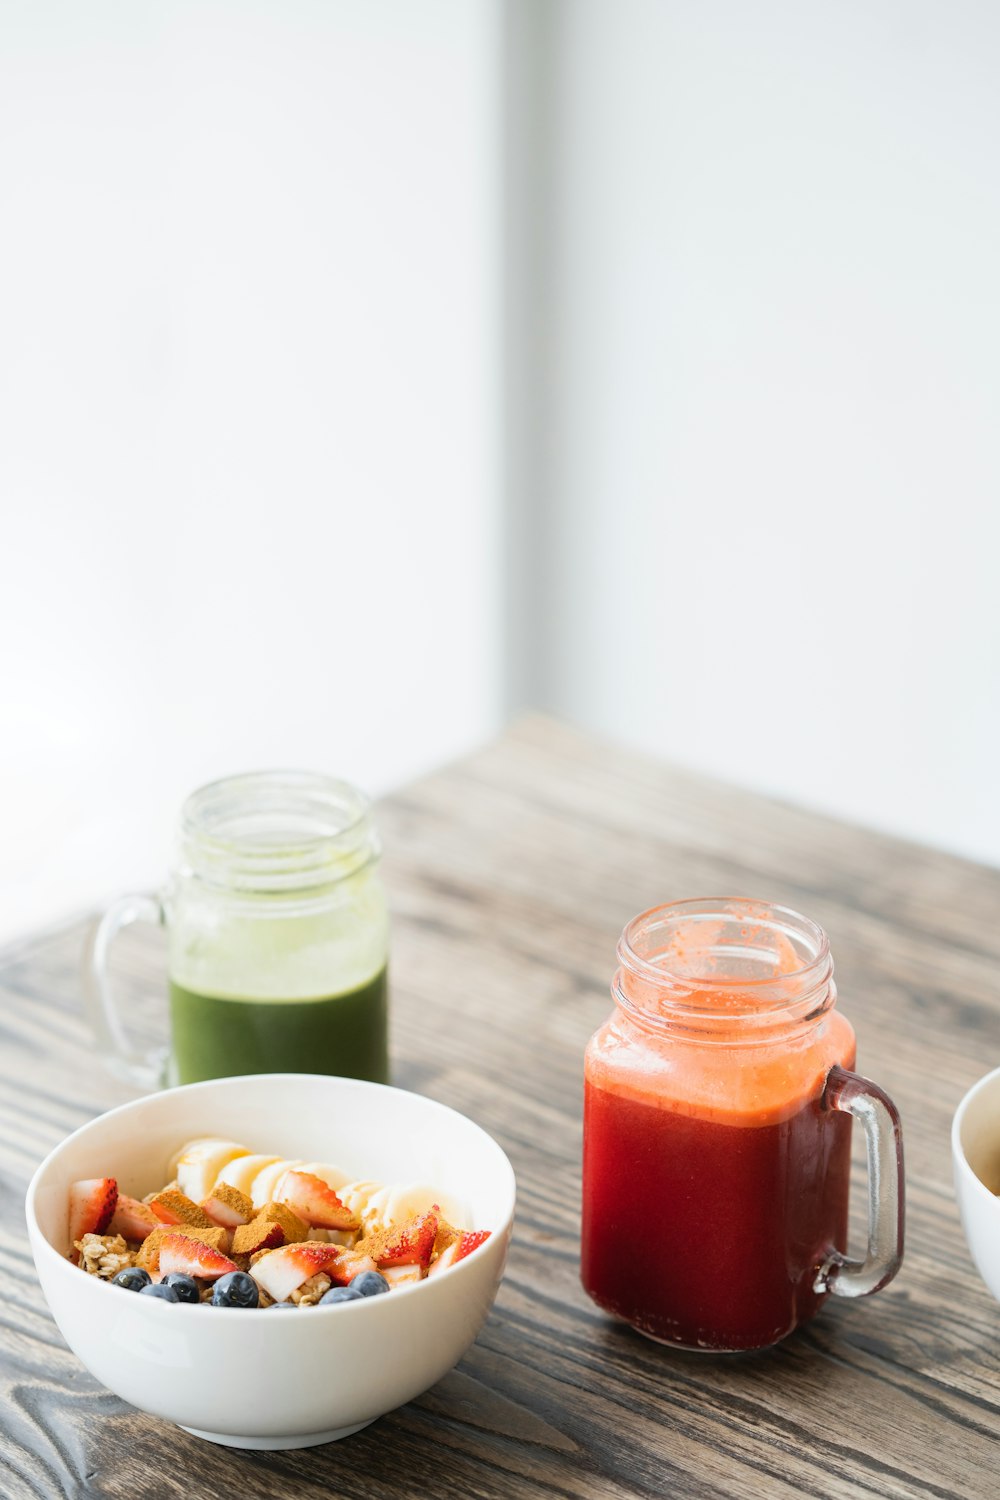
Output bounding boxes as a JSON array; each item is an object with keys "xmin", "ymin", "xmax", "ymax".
[{"xmin": 3, "ymin": 715, "xmax": 1000, "ymax": 1498}]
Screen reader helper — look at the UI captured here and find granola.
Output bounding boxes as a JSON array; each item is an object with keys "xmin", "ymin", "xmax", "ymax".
[
  {"xmin": 289, "ymin": 1273, "xmax": 331, "ymax": 1307},
  {"xmin": 75, "ymin": 1233, "xmax": 135, "ymax": 1281}
]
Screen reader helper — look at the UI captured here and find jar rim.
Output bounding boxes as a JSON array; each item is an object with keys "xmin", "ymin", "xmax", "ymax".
[
  {"xmin": 178, "ymin": 770, "xmax": 379, "ymax": 894},
  {"xmin": 613, "ymin": 897, "xmax": 835, "ymax": 1039},
  {"xmin": 618, "ymin": 896, "xmax": 830, "ymax": 991}
]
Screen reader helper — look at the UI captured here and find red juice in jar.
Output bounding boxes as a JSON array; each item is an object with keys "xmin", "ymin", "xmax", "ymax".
[{"xmin": 581, "ymin": 899, "xmax": 904, "ymax": 1352}]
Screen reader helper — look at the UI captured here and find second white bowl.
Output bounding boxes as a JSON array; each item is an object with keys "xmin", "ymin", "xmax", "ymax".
[{"xmin": 953, "ymin": 1063, "xmax": 1000, "ymax": 1303}]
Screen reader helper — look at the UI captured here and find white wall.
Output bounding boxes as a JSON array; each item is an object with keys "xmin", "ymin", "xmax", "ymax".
[
  {"xmin": 0, "ymin": 1, "xmax": 502, "ymax": 945},
  {"xmin": 4, "ymin": 1, "xmax": 1000, "ymax": 955},
  {"xmin": 520, "ymin": 0, "xmax": 1000, "ymax": 865}
]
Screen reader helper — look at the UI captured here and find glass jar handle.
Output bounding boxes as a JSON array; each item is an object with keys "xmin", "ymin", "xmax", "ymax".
[
  {"xmin": 85, "ymin": 894, "xmax": 168, "ymax": 1092},
  {"xmin": 815, "ymin": 1064, "xmax": 904, "ymax": 1298}
]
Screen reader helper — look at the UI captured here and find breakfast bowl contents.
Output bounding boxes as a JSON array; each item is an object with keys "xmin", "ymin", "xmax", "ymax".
[
  {"xmin": 953, "ymin": 1063, "xmax": 1000, "ymax": 1303},
  {"xmin": 67, "ymin": 1140, "xmax": 492, "ymax": 1308},
  {"xmin": 26, "ymin": 1074, "xmax": 515, "ymax": 1449}
]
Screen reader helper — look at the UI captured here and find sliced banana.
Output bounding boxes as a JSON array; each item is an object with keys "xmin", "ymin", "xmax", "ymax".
[
  {"xmin": 338, "ymin": 1180, "xmax": 389, "ymax": 1232},
  {"xmin": 172, "ymin": 1139, "xmax": 250, "ymax": 1203},
  {"xmin": 296, "ymin": 1160, "xmax": 351, "ymax": 1192},
  {"xmin": 168, "ymin": 1144, "xmax": 468, "ymax": 1232},
  {"xmin": 385, "ymin": 1182, "xmax": 470, "ymax": 1232},
  {"xmin": 216, "ymin": 1153, "xmax": 282, "ymax": 1198},
  {"xmin": 250, "ymin": 1159, "xmax": 305, "ymax": 1210},
  {"xmin": 338, "ymin": 1179, "xmax": 470, "ymax": 1234}
]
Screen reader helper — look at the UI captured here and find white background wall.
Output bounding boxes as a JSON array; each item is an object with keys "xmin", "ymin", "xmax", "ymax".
[
  {"xmin": 515, "ymin": 0, "xmax": 1000, "ymax": 866},
  {"xmin": 4, "ymin": 0, "xmax": 1000, "ymax": 950},
  {"xmin": 0, "ymin": 0, "xmax": 502, "ymax": 945}
]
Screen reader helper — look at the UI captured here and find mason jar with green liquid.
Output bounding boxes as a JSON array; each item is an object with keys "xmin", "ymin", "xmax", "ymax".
[{"xmin": 86, "ymin": 772, "xmax": 389, "ymax": 1089}]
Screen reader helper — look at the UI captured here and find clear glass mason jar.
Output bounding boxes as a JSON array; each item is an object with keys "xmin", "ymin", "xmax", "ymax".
[
  {"xmin": 581, "ymin": 897, "xmax": 904, "ymax": 1352},
  {"xmin": 87, "ymin": 771, "xmax": 389, "ymax": 1089}
]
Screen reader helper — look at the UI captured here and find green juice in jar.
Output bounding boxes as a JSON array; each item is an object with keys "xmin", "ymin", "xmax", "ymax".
[
  {"xmin": 164, "ymin": 772, "xmax": 390, "ymax": 1087},
  {"xmin": 168, "ymin": 966, "xmax": 388, "ymax": 1085}
]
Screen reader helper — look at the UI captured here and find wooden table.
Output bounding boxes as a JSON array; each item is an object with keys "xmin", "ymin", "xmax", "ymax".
[{"xmin": 4, "ymin": 716, "xmax": 1000, "ymax": 1498}]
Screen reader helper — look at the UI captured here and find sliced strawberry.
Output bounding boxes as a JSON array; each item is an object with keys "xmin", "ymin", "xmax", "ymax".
[
  {"xmin": 249, "ymin": 1241, "xmax": 341, "ymax": 1302},
  {"xmin": 275, "ymin": 1171, "xmax": 359, "ymax": 1231},
  {"xmin": 147, "ymin": 1189, "xmax": 211, "ymax": 1227},
  {"xmin": 69, "ymin": 1178, "xmax": 118, "ymax": 1253},
  {"xmin": 373, "ymin": 1210, "xmax": 438, "ymax": 1269},
  {"xmin": 201, "ymin": 1185, "xmax": 254, "ymax": 1229},
  {"xmin": 452, "ymin": 1229, "xmax": 491, "ymax": 1261},
  {"xmin": 108, "ymin": 1194, "xmax": 158, "ymax": 1243},
  {"xmin": 136, "ymin": 1223, "xmax": 230, "ymax": 1275},
  {"xmin": 325, "ymin": 1247, "xmax": 377, "ymax": 1286},
  {"xmin": 428, "ymin": 1229, "xmax": 491, "ymax": 1277},
  {"xmin": 157, "ymin": 1231, "xmax": 239, "ymax": 1282}
]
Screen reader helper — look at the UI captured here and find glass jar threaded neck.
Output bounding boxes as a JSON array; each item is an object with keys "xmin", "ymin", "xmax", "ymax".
[
  {"xmin": 178, "ymin": 770, "xmax": 380, "ymax": 895},
  {"xmin": 613, "ymin": 897, "xmax": 836, "ymax": 1045}
]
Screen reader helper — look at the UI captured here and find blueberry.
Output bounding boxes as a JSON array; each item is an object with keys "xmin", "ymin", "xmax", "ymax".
[
  {"xmin": 112, "ymin": 1267, "xmax": 151, "ymax": 1293},
  {"xmin": 268, "ymin": 1300, "xmax": 298, "ymax": 1308},
  {"xmin": 350, "ymin": 1270, "xmax": 389, "ymax": 1298},
  {"xmin": 140, "ymin": 1282, "xmax": 180, "ymax": 1302},
  {"xmin": 212, "ymin": 1271, "xmax": 259, "ymax": 1309},
  {"xmin": 319, "ymin": 1285, "xmax": 364, "ymax": 1306},
  {"xmin": 160, "ymin": 1273, "xmax": 199, "ymax": 1304}
]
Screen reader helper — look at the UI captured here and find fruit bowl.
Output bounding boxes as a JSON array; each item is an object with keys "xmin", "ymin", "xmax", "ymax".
[{"xmin": 25, "ymin": 1073, "xmax": 516, "ymax": 1449}]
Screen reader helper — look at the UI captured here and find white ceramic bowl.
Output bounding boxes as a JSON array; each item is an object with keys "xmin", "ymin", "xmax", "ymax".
[
  {"xmin": 26, "ymin": 1073, "xmax": 515, "ymax": 1449},
  {"xmin": 952, "ymin": 1064, "xmax": 1000, "ymax": 1301}
]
